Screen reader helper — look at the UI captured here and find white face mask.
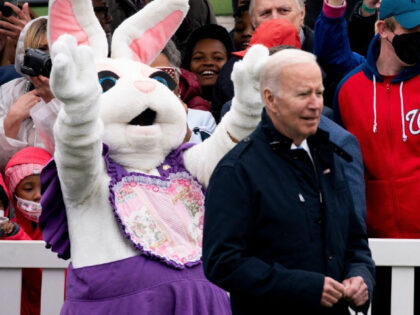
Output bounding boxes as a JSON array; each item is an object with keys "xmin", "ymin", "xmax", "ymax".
[{"xmin": 15, "ymin": 196, "xmax": 42, "ymax": 223}]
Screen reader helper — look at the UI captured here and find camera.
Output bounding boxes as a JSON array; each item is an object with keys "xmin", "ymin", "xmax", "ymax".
[
  {"xmin": 21, "ymin": 48, "xmax": 52, "ymax": 78},
  {"xmin": 0, "ymin": 0, "xmax": 18, "ymax": 18}
]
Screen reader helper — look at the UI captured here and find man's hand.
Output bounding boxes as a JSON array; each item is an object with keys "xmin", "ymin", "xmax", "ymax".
[
  {"xmin": 343, "ymin": 276, "xmax": 369, "ymax": 307},
  {"xmin": 360, "ymin": 0, "xmax": 381, "ymax": 17},
  {"xmin": 363, "ymin": 0, "xmax": 381, "ymax": 10},
  {"xmin": 0, "ymin": 2, "xmax": 31, "ymax": 40},
  {"xmin": 32, "ymin": 75, "xmax": 55, "ymax": 103},
  {"xmin": 321, "ymin": 276, "xmax": 345, "ymax": 308}
]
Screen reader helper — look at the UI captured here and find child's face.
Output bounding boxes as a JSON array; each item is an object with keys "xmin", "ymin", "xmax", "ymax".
[
  {"xmin": 190, "ymin": 38, "xmax": 228, "ymax": 87},
  {"xmin": 233, "ymin": 12, "xmax": 253, "ymax": 51},
  {"xmin": 15, "ymin": 175, "xmax": 42, "ymax": 203}
]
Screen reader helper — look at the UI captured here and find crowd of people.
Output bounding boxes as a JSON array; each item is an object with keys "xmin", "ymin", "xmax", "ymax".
[{"xmin": 0, "ymin": 0, "xmax": 419, "ymax": 314}]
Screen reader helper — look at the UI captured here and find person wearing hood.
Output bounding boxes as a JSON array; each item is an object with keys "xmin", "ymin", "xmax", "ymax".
[
  {"xmin": 0, "ymin": 17, "xmax": 59, "ymax": 171},
  {"xmin": 315, "ymin": 1, "xmax": 420, "ymax": 313},
  {"xmin": 319, "ymin": 0, "xmax": 420, "ymax": 237},
  {"xmin": 3, "ymin": 146, "xmax": 52, "ymax": 315}
]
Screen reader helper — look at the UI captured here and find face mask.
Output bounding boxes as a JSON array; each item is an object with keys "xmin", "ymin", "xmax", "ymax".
[
  {"xmin": 15, "ymin": 195, "xmax": 42, "ymax": 223},
  {"xmin": 392, "ymin": 32, "xmax": 420, "ymax": 65}
]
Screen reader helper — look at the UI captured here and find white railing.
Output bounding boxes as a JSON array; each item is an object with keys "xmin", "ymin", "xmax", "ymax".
[
  {"xmin": 1, "ymin": 239, "xmax": 420, "ymax": 315},
  {"xmin": 368, "ymin": 238, "xmax": 420, "ymax": 315},
  {"xmin": 0, "ymin": 240, "xmax": 68, "ymax": 315}
]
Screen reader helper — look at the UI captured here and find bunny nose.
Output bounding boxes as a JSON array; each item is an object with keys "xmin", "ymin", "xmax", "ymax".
[{"xmin": 134, "ymin": 80, "xmax": 155, "ymax": 93}]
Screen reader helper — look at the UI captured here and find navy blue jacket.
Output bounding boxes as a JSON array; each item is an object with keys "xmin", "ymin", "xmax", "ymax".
[
  {"xmin": 319, "ymin": 116, "xmax": 366, "ymax": 224},
  {"xmin": 202, "ymin": 111, "xmax": 375, "ymax": 315},
  {"xmin": 0, "ymin": 65, "xmax": 20, "ymax": 86}
]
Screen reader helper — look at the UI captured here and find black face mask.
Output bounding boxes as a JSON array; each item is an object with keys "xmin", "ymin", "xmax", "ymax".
[{"xmin": 392, "ymin": 32, "xmax": 420, "ymax": 65}]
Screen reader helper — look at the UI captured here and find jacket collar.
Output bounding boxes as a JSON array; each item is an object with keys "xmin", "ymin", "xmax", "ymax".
[
  {"xmin": 364, "ymin": 34, "xmax": 420, "ymax": 83},
  {"xmin": 260, "ymin": 110, "xmax": 335, "ymax": 172},
  {"xmin": 261, "ymin": 109, "xmax": 330, "ymax": 152}
]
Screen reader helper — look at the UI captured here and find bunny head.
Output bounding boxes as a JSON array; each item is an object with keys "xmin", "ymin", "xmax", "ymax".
[{"xmin": 48, "ymin": 0, "xmax": 189, "ymax": 170}]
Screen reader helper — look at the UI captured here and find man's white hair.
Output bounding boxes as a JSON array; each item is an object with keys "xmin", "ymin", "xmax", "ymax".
[
  {"xmin": 250, "ymin": 0, "xmax": 305, "ymax": 19},
  {"xmin": 260, "ymin": 48, "xmax": 318, "ymax": 102}
]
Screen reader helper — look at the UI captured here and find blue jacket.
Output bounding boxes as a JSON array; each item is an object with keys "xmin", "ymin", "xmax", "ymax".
[
  {"xmin": 222, "ymin": 106, "xmax": 367, "ymax": 224},
  {"xmin": 203, "ymin": 111, "xmax": 375, "ymax": 315},
  {"xmin": 0, "ymin": 65, "xmax": 21, "ymax": 86},
  {"xmin": 313, "ymin": 11, "xmax": 365, "ymax": 80},
  {"xmin": 319, "ymin": 116, "xmax": 366, "ymax": 223}
]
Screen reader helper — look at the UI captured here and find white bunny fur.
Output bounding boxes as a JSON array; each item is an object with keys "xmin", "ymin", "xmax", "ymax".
[{"xmin": 50, "ymin": 0, "xmax": 268, "ymax": 268}]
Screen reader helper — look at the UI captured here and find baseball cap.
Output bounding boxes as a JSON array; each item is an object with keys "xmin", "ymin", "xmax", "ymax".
[
  {"xmin": 232, "ymin": 19, "xmax": 301, "ymax": 58},
  {"xmin": 379, "ymin": 0, "xmax": 420, "ymax": 29}
]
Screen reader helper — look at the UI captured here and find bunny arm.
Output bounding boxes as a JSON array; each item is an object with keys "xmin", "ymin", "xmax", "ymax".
[
  {"xmin": 51, "ymin": 35, "xmax": 106, "ymax": 204},
  {"xmin": 184, "ymin": 45, "xmax": 269, "ymax": 188}
]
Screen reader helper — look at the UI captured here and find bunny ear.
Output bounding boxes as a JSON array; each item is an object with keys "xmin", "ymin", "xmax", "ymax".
[
  {"xmin": 48, "ymin": 0, "xmax": 108, "ymax": 59},
  {"xmin": 111, "ymin": 0, "xmax": 189, "ymax": 64}
]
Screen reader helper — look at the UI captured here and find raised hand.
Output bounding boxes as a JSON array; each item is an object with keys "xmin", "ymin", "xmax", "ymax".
[
  {"xmin": 364, "ymin": 0, "xmax": 381, "ymax": 10},
  {"xmin": 50, "ymin": 34, "xmax": 101, "ymax": 108},
  {"xmin": 360, "ymin": 0, "xmax": 380, "ymax": 17},
  {"xmin": 231, "ymin": 44, "xmax": 269, "ymax": 109},
  {"xmin": 0, "ymin": 2, "xmax": 31, "ymax": 40}
]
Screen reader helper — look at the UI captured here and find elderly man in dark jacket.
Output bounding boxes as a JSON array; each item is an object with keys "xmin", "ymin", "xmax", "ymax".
[{"xmin": 202, "ymin": 48, "xmax": 375, "ymax": 315}]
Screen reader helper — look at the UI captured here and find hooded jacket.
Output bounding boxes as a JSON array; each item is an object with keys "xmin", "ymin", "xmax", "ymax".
[
  {"xmin": 0, "ymin": 17, "xmax": 60, "ymax": 171},
  {"xmin": 334, "ymin": 34, "xmax": 420, "ymax": 238}
]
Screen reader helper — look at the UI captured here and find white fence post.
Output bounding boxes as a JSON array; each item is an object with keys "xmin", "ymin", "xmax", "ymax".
[
  {"xmin": 0, "ymin": 240, "xmax": 68, "ymax": 315},
  {"xmin": 391, "ymin": 267, "xmax": 415, "ymax": 315},
  {"xmin": 369, "ymin": 238, "xmax": 420, "ymax": 315},
  {"xmin": 0, "ymin": 268, "xmax": 22, "ymax": 315}
]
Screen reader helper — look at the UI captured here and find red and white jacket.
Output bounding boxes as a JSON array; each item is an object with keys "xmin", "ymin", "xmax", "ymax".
[{"xmin": 335, "ymin": 35, "xmax": 420, "ymax": 238}]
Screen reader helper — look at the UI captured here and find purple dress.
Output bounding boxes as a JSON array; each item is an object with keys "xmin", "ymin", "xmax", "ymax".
[{"xmin": 40, "ymin": 144, "xmax": 231, "ymax": 315}]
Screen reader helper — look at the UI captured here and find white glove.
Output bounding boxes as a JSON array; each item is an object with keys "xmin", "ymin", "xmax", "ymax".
[
  {"xmin": 50, "ymin": 34, "xmax": 102, "ymax": 123},
  {"xmin": 225, "ymin": 44, "xmax": 269, "ymax": 140}
]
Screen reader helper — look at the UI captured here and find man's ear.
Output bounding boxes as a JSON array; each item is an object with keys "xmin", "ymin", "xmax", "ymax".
[
  {"xmin": 299, "ymin": 5, "xmax": 305, "ymax": 29},
  {"xmin": 376, "ymin": 20, "xmax": 388, "ymax": 39},
  {"xmin": 263, "ymin": 88, "xmax": 275, "ymax": 112}
]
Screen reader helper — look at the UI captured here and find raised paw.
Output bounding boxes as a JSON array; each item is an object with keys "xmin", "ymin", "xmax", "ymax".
[
  {"xmin": 50, "ymin": 34, "xmax": 101, "ymax": 104},
  {"xmin": 231, "ymin": 44, "xmax": 269, "ymax": 106}
]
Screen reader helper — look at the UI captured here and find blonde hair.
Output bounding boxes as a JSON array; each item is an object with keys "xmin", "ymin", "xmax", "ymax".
[
  {"xmin": 383, "ymin": 16, "xmax": 397, "ymax": 32},
  {"xmin": 23, "ymin": 18, "xmax": 47, "ymax": 51}
]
